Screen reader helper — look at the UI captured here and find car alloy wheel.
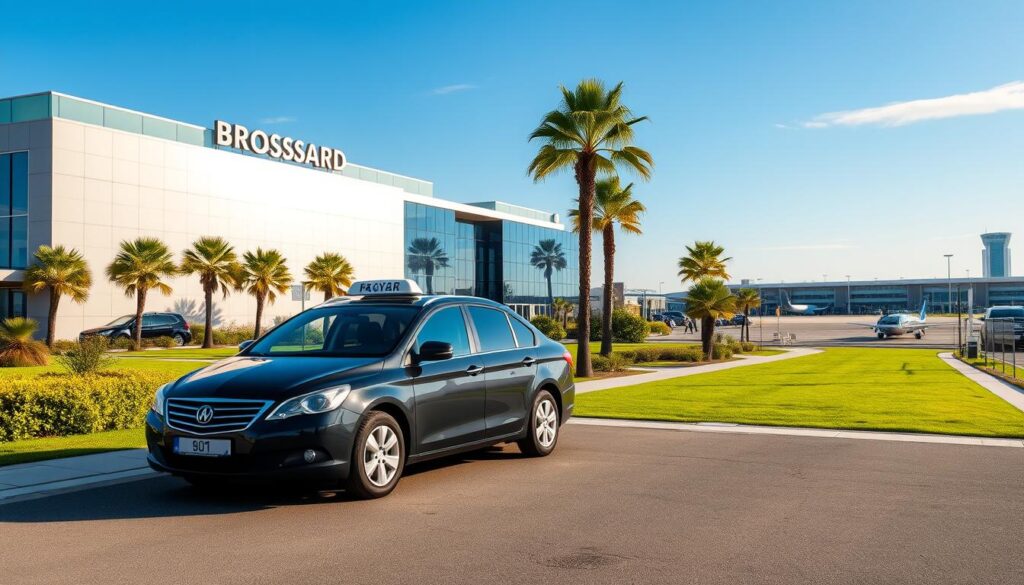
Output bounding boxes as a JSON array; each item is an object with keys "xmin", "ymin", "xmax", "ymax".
[
  {"xmin": 534, "ymin": 398, "xmax": 558, "ymax": 448},
  {"xmin": 173, "ymin": 334, "xmax": 185, "ymax": 346},
  {"xmin": 363, "ymin": 424, "xmax": 400, "ymax": 487}
]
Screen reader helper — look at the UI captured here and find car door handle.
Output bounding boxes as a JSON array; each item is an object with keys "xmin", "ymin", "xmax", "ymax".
[
  {"xmin": 521, "ymin": 357, "xmax": 536, "ymax": 366},
  {"xmin": 466, "ymin": 365, "xmax": 484, "ymax": 376}
]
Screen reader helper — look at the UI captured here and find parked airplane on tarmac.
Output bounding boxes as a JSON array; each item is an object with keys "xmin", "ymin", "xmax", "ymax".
[
  {"xmin": 779, "ymin": 290, "xmax": 831, "ymax": 315},
  {"xmin": 851, "ymin": 301, "xmax": 933, "ymax": 339}
]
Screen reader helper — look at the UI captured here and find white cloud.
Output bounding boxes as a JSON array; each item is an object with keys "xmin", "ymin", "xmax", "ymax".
[
  {"xmin": 429, "ymin": 83, "xmax": 477, "ymax": 95},
  {"xmin": 803, "ymin": 81, "xmax": 1024, "ymax": 128},
  {"xmin": 259, "ymin": 116, "xmax": 296, "ymax": 124}
]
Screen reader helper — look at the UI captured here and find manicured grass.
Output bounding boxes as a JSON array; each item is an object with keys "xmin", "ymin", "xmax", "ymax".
[
  {"xmin": 576, "ymin": 348, "xmax": 1024, "ymax": 438},
  {"xmin": 0, "ymin": 428, "xmax": 145, "ymax": 466},
  {"xmin": 0, "ymin": 358, "xmax": 211, "ymax": 379},
  {"xmin": 562, "ymin": 342, "xmax": 701, "ymax": 358},
  {"xmin": 118, "ymin": 346, "xmax": 239, "ymax": 359}
]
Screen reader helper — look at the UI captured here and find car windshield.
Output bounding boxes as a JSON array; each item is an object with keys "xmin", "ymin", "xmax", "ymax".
[
  {"xmin": 988, "ymin": 308, "xmax": 1024, "ymax": 319},
  {"xmin": 105, "ymin": 315, "xmax": 134, "ymax": 327},
  {"xmin": 879, "ymin": 315, "xmax": 901, "ymax": 325},
  {"xmin": 246, "ymin": 304, "xmax": 421, "ymax": 357}
]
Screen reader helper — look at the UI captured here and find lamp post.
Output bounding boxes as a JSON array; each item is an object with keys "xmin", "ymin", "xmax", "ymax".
[
  {"xmin": 944, "ymin": 254, "xmax": 953, "ymax": 314},
  {"xmin": 845, "ymin": 275, "xmax": 851, "ymax": 315}
]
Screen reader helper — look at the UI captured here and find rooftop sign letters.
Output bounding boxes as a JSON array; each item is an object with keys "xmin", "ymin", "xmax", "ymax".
[{"xmin": 213, "ymin": 120, "xmax": 346, "ymax": 171}]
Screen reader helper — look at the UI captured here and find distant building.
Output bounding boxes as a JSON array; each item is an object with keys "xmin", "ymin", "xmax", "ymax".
[{"xmin": 981, "ymin": 232, "xmax": 1012, "ymax": 278}]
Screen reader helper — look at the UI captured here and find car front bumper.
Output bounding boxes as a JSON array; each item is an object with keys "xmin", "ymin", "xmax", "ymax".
[{"xmin": 145, "ymin": 407, "xmax": 361, "ymax": 484}]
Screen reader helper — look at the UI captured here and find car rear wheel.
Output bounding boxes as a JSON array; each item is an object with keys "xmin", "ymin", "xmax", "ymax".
[
  {"xmin": 172, "ymin": 333, "xmax": 186, "ymax": 346},
  {"xmin": 517, "ymin": 390, "xmax": 559, "ymax": 457},
  {"xmin": 346, "ymin": 411, "xmax": 405, "ymax": 499}
]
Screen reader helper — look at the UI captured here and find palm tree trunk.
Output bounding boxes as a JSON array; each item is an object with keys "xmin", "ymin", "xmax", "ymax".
[
  {"xmin": 46, "ymin": 288, "xmax": 60, "ymax": 348},
  {"xmin": 134, "ymin": 288, "xmax": 147, "ymax": 351},
  {"xmin": 574, "ymin": 157, "xmax": 595, "ymax": 377},
  {"xmin": 203, "ymin": 286, "xmax": 214, "ymax": 349},
  {"xmin": 425, "ymin": 265, "xmax": 434, "ymax": 295},
  {"xmin": 702, "ymin": 316, "xmax": 714, "ymax": 360},
  {"xmin": 546, "ymin": 271, "xmax": 554, "ymax": 314},
  {"xmin": 600, "ymin": 224, "xmax": 614, "ymax": 356},
  {"xmin": 324, "ymin": 289, "xmax": 333, "ymax": 302},
  {"xmin": 254, "ymin": 294, "xmax": 265, "ymax": 338}
]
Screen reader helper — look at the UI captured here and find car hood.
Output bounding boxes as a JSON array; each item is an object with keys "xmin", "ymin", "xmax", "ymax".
[
  {"xmin": 81, "ymin": 325, "xmax": 120, "ymax": 335},
  {"xmin": 167, "ymin": 356, "xmax": 384, "ymax": 400}
]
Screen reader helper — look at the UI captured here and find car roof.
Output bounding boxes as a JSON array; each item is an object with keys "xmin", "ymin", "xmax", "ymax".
[{"xmin": 318, "ymin": 294, "xmax": 509, "ymax": 310}]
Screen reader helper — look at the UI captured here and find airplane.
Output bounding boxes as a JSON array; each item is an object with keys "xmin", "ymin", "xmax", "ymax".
[
  {"xmin": 851, "ymin": 300, "xmax": 933, "ymax": 339},
  {"xmin": 779, "ymin": 290, "xmax": 831, "ymax": 315}
]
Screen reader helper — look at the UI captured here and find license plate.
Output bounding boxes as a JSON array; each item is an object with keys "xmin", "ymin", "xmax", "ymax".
[{"xmin": 173, "ymin": 437, "xmax": 231, "ymax": 457}]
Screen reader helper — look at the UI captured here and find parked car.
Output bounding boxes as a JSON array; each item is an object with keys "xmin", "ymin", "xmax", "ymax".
[
  {"xmin": 730, "ymin": 314, "xmax": 749, "ymax": 326},
  {"xmin": 145, "ymin": 279, "xmax": 575, "ymax": 499},
  {"xmin": 662, "ymin": 311, "xmax": 686, "ymax": 326},
  {"xmin": 80, "ymin": 312, "xmax": 192, "ymax": 346},
  {"xmin": 981, "ymin": 306, "xmax": 1024, "ymax": 350}
]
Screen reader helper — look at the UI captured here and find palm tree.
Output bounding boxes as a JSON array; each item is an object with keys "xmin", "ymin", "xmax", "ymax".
[
  {"xmin": 240, "ymin": 248, "xmax": 293, "ymax": 338},
  {"xmin": 0, "ymin": 317, "xmax": 49, "ymax": 367},
  {"xmin": 734, "ymin": 288, "xmax": 762, "ymax": 343},
  {"xmin": 406, "ymin": 238, "xmax": 449, "ymax": 294},
  {"xmin": 23, "ymin": 245, "xmax": 92, "ymax": 347},
  {"xmin": 570, "ymin": 177, "xmax": 645, "ymax": 356},
  {"xmin": 551, "ymin": 297, "xmax": 573, "ymax": 328},
  {"xmin": 528, "ymin": 79, "xmax": 653, "ymax": 377},
  {"xmin": 106, "ymin": 237, "xmax": 177, "ymax": 350},
  {"xmin": 677, "ymin": 241, "xmax": 732, "ymax": 282},
  {"xmin": 530, "ymin": 239, "xmax": 568, "ymax": 309},
  {"xmin": 304, "ymin": 252, "xmax": 355, "ymax": 301},
  {"xmin": 180, "ymin": 236, "xmax": 240, "ymax": 348},
  {"xmin": 684, "ymin": 278, "xmax": 736, "ymax": 359}
]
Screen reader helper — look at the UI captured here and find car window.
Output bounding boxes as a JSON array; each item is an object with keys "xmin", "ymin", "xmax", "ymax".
[
  {"xmin": 989, "ymin": 308, "xmax": 1024, "ymax": 319},
  {"xmin": 468, "ymin": 306, "xmax": 517, "ymax": 352},
  {"xmin": 508, "ymin": 314, "xmax": 536, "ymax": 347},
  {"xmin": 142, "ymin": 314, "xmax": 161, "ymax": 327},
  {"xmin": 248, "ymin": 305, "xmax": 419, "ymax": 357},
  {"xmin": 416, "ymin": 306, "xmax": 471, "ymax": 357}
]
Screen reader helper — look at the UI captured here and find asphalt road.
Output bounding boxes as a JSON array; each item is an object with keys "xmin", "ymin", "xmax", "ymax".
[
  {"xmin": 661, "ymin": 315, "xmax": 969, "ymax": 348},
  {"xmin": 2, "ymin": 424, "xmax": 1021, "ymax": 585}
]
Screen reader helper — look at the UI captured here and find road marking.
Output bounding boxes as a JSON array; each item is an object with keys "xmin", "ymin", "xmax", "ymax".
[{"xmin": 568, "ymin": 417, "xmax": 1024, "ymax": 448}]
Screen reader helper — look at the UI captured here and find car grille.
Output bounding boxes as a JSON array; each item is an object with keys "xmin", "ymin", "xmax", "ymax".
[{"xmin": 165, "ymin": 398, "xmax": 274, "ymax": 435}]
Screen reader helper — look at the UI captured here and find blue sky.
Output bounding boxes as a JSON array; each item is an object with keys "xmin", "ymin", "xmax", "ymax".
[{"xmin": 3, "ymin": 0, "xmax": 1023, "ymax": 291}]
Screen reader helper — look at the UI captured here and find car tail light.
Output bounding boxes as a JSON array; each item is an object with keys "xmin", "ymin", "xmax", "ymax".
[
  {"xmin": 183, "ymin": 322, "xmax": 190, "ymax": 330},
  {"xmin": 563, "ymin": 351, "xmax": 573, "ymax": 368}
]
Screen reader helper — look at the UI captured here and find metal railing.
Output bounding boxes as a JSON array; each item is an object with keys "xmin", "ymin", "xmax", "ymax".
[{"xmin": 978, "ymin": 317, "xmax": 1019, "ymax": 378}]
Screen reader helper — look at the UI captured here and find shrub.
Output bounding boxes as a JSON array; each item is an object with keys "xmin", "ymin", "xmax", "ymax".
[
  {"xmin": 591, "ymin": 352, "xmax": 633, "ymax": 372},
  {"xmin": 0, "ymin": 317, "xmax": 49, "ymax": 367},
  {"xmin": 741, "ymin": 341, "xmax": 756, "ymax": 353},
  {"xmin": 0, "ymin": 371, "xmax": 170, "ymax": 441},
  {"xmin": 151, "ymin": 336, "xmax": 177, "ymax": 348},
  {"xmin": 647, "ymin": 321, "xmax": 671, "ymax": 336},
  {"xmin": 530, "ymin": 316, "xmax": 566, "ymax": 341},
  {"xmin": 189, "ymin": 322, "xmax": 255, "ymax": 346},
  {"xmin": 109, "ymin": 336, "xmax": 135, "ymax": 350},
  {"xmin": 621, "ymin": 347, "xmax": 662, "ymax": 363},
  {"xmin": 589, "ymin": 317, "xmax": 603, "ymax": 341},
  {"xmin": 611, "ymin": 309, "xmax": 648, "ymax": 343},
  {"xmin": 50, "ymin": 339, "xmax": 80, "ymax": 355},
  {"xmin": 712, "ymin": 343, "xmax": 733, "ymax": 360},
  {"xmin": 188, "ymin": 323, "xmax": 205, "ymax": 345},
  {"xmin": 55, "ymin": 337, "xmax": 115, "ymax": 375},
  {"xmin": 659, "ymin": 347, "xmax": 705, "ymax": 362}
]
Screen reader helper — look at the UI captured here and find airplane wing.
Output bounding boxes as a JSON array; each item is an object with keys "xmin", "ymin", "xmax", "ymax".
[{"xmin": 847, "ymin": 323, "xmax": 879, "ymax": 328}]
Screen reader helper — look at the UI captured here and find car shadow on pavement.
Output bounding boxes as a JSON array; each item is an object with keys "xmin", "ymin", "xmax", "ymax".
[{"xmin": 0, "ymin": 445, "xmax": 526, "ymax": 523}]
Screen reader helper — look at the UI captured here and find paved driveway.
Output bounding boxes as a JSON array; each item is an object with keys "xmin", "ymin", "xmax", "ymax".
[{"xmin": 2, "ymin": 424, "xmax": 1021, "ymax": 585}]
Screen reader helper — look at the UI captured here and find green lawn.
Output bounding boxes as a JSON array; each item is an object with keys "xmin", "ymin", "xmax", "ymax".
[
  {"xmin": 0, "ymin": 358, "xmax": 212, "ymax": 379},
  {"xmin": 117, "ymin": 346, "xmax": 239, "ymax": 359},
  {"xmin": 0, "ymin": 428, "xmax": 146, "ymax": 466},
  {"xmin": 576, "ymin": 347, "xmax": 1024, "ymax": 438}
]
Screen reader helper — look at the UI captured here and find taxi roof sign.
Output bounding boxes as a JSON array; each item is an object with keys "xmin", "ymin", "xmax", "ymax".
[{"xmin": 350, "ymin": 279, "xmax": 423, "ymax": 296}]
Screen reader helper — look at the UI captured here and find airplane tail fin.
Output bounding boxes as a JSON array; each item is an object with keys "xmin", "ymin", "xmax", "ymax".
[{"xmin": 920, "ymin": 299, "xmax": 927, "ymax": 321}]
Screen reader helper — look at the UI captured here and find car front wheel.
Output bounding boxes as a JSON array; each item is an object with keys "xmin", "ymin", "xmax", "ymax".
[
  {"xmin": 518, "ymin": 390, "xmax": 559, "ymax": 457},
  {"xmin": 346, "ymin": 411, "xmax": 405, "ymax": 499}
]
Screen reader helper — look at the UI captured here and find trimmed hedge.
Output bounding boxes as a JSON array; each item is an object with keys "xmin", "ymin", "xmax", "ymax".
[
  {"xmin": 530, "ymin": 315, "xmax": 566, "ymax": 341},
  {"xmin": 188, "ymin": 323, "xmax": 255, "ymax": 347},
  {"xmin": 591, "ymin": 353, "xmax": 633, "ymax": 372},
  {"xmin": 620, "ymin": 346, "xmax": 705, "ymax": 363},
  {"xmin": 611, "ymin": 310, "xmax": 648, "ymax": 343},
  {"xmin": 0, "ymin": 371, "xmax": 169, "ymax": 441},
  {"xmin": 647, "ymin": 321, "xmax": 671, "ymax": 336}
]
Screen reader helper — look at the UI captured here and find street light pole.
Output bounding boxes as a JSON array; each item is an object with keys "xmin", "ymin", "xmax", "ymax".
[
  {"xmin": 845, "ymin": 275, "xmax": 851, "ymax": 315},
  {"xmin": 944, "ymin": 254, "xmax": 953, "ymax": 314}
]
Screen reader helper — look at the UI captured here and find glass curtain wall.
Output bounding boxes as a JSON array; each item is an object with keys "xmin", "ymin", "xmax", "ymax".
[
  {"xmin": 404, "ymin": 202, "xmax": 456, "ymax": 295},
  {"xmin": 502, "ymin": 221, "xmax": 577, "ymax": 312},
  {"xmin": 0, "ymin": 152, "xmax": 29, "ymax": 269}
]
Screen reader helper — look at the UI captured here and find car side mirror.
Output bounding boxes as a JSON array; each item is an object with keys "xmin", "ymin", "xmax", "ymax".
[
  {"xmin": 416, "ymin": 341, "xmax": 454, "ymax": 362},
  {"xmin": 239, "ymin": 339, "xmax": 254, "ymax": 352}
]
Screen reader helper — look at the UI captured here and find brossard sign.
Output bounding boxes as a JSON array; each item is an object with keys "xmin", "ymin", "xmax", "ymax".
[{"xmin": 214, "ymin": 120, "xmax": 347, "ymax": 171}]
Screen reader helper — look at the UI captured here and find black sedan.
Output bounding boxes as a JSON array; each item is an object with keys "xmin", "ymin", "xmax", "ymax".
[{"xmin": 146, "ymin": 280, "xmax": 575, "ymax": 499}]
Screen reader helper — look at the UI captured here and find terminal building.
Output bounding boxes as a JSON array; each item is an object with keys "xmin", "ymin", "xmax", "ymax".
[{"xmin": 0, "ymin": 91, "xmax": 577, "ymax": 340}]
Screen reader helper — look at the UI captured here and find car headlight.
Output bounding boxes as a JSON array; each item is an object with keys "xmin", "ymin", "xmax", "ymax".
[
  {"xmin": 266, "ymin": 385, "xmax": 351, "ymax": 421},
  {"xmin": 151, "ymin": 383, "xmax": 168, "ymax": 416}
]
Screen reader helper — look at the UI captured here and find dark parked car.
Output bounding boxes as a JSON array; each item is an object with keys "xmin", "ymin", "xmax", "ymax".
[
  {"xmin": 662, "ymin": 311, "xmax": 686, "ymax": 326},
  {"xmin": 981, "ymin": 306, "xmax": 1024, "ymax": 350},
  {"xmin": 730, "ymin": 314, "xmax": 749, "ymax": 326},
  {"xmin": 146, "ymin": 279, "xmax": 575, "ymax": 499},
  {"xmin": 80, "ymin": 312, "xmax": 192, "ymax": 346}
]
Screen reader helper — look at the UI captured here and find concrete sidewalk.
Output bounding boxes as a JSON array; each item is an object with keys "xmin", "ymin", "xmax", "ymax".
[
  {"xmin": 575, "ymin": 347, "xmax": 821, "ymax": 394},
  {"xmin": 939, "ymin": 352, "xmax": 1024, "ymax": 413},
  {"xmin": 0, "ymin": 449, "xmax": 156, "ymax": 504}
]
